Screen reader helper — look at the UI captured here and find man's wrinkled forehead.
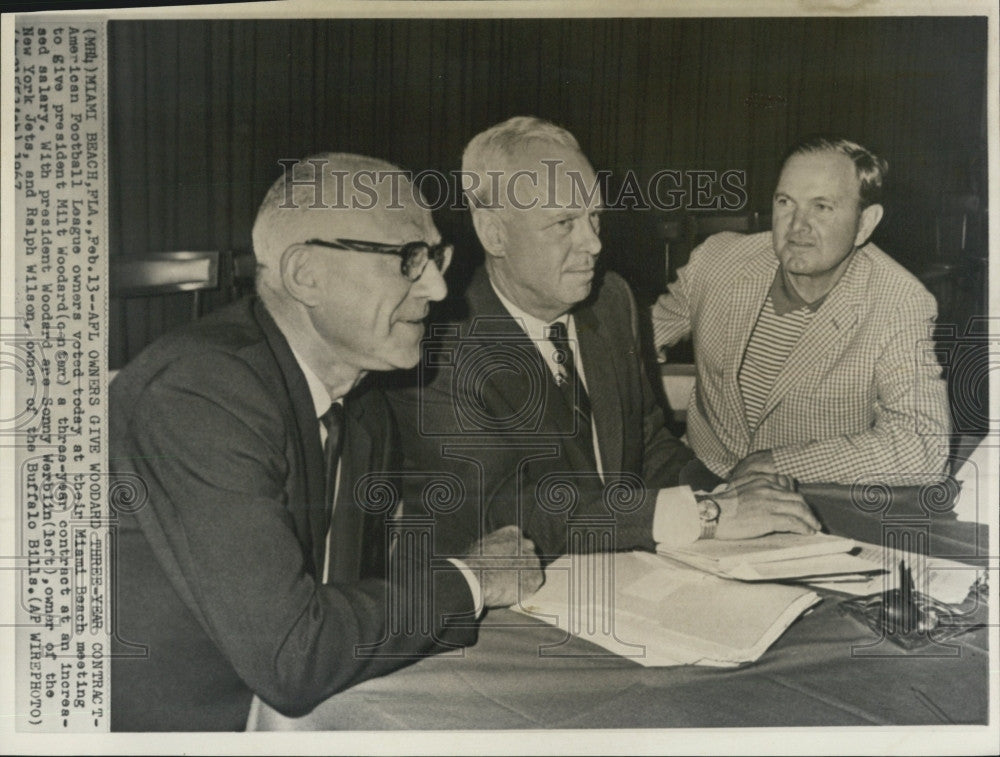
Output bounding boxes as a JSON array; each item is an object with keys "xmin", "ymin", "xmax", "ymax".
[{"xmin": 777, "ymin": 150, "xmax": 862, "ymax": 198}]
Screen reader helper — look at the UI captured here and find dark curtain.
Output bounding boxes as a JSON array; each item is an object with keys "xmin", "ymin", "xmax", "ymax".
[{"xmin": 108, "ymin": 17, "xmax": 987, "ymax": 367}]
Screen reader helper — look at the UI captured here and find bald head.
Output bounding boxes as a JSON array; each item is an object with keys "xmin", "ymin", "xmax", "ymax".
[
  {"xmin": 248, "ymin": 152, "xmax": 448, "ymax": 393},
  {"xmin": 252, "ymin": 152, "xmax": 438, "ymax": 307}
]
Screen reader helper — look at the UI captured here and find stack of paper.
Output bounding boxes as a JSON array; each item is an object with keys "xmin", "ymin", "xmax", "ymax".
[
  {"xmin": 656, "ymin": 532, "xmax": 876, "ymax": 581},
  {"xmin": 515, "ymin": 551, "xmax": 820, "ymax": 667},
  {"xmin": 807, "ymin": 542, "xmax": 985, "ymax": 604}
]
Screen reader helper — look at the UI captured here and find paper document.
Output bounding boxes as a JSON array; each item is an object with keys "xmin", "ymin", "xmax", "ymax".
[
  {"xmin": 515, "ymin": 551, "xmax": 820, "ymax": 667},
  {"xmin": 657, "ymin": 532, "xmax": 873, "ymax": 581},
  {"xmin": 808, "ymin": 543, "xmax": 985, "ymax": 605}
]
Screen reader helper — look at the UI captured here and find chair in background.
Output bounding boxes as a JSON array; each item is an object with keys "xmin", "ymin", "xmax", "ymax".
[
  {"xmin": 110, "ymin": 249, "xmax": 259, "ymax": 380},
  {"xmin": 919, "ymin": 193, "xmax": 988, "ymax": 347},
  {"xmin": 111, "ymin": 251, "xmax": 221, "ymax": 320},
  {"xmin": 109, "ymin": 251, "xmax": 224, "ymax": 381},
  {"xmin": 657, "ymin": 211, "xmax": 768, "ymax": 370},
  {"xmin": 689, "ymin": 211, "xmax": 764, "ymax": 246},
  {"xmin": 934, "ymin": 193, "xmax": 981, "ymax": 261},
  {"xmin": 661, "ymin": 211, "xmax": 768, "ymax": 286},
  {"xmin": 917, "ymin": 193, "xmax": 989, "ymax": 451},
  {"xmin": 222, "ymin": 249, "xmax": 259, "ymax": 302},
  {"xmin": 658, "ymin": 216, "xmax": 689, "ymax": 288}
]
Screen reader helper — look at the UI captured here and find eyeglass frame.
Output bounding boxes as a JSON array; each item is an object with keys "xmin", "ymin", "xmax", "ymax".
[{"xmin": 302, "ymin": 237, "xmax": 453, "ymax": 282}]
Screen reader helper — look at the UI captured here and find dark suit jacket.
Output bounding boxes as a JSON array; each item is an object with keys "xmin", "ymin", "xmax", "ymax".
[
  {"xmin": 384, "ymin": 268, "xmax": 694, "ymax": 560},
  {"xmin": 110, "ymin": 298, "xmax": 476, "ymax": 731}
]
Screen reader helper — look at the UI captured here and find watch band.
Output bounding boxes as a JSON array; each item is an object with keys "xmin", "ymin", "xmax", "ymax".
[{"xmin": 695, "ymin": 494, "xmax": 721, "ymax": 540}]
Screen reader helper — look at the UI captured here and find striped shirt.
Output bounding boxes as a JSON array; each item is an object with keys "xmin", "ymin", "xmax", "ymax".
[{"xmin": 738, "ymin": 295, "xmax": 815, "ymax": 429}]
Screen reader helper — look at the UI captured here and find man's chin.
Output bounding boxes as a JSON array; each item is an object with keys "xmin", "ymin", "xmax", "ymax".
[
  {"xmin": 388, "ymin": 346, "xmax": 422, "ymax": 372},
  {"xmin": 567, "ymin": 277, "xmax": 594, "ymax": 301},
  {"xmin": 778, "ymin": 250, "xmax": 813, "ymax": 273}
]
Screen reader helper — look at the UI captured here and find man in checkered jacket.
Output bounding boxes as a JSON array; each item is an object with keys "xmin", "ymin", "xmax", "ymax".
[{"xmin": 652, "ymin": 137, "xmax": 950, "ymax": 485}]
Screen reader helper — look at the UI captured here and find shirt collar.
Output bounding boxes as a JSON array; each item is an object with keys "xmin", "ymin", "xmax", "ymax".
[
  {"xmin": 289, "ymin": 346, "xmax": 343, "ymax": 419},
  {"xmin": 770, "ymin": 267, "xmax": 829, "ymax": 316},
  {"xmin": 490, "ymin": 280, "xmax": 571, "ymax": 343}
]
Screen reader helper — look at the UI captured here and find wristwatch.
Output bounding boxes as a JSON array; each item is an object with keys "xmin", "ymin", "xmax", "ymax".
[{"xmin": 695, "ymin": 494, "xmax": 721, "ymax": 540}]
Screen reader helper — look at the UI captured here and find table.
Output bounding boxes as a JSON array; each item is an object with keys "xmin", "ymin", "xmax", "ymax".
[{"xmin": 253, "ymin": 485, "xmax": 990, "ymax": 730}]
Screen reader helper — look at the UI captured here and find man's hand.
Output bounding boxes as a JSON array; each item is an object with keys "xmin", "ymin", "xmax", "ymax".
[
  {"xmin": 462, "ymin": 525, "xmax": 544, "ymax": 608},
  {"xmin": 713, "ymin": 473, "xmax": 821, "ymax": 540},
  {"xmin": 729, "ymin": 449, "xmax": 779, "ymax": 480}
]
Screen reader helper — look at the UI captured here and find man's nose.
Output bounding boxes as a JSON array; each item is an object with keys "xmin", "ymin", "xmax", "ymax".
[
  {"xmin": 576, "ymin": 216, "xmax": 602, "ymax": 257},
  {"xmin": 413, "ymin": 260, "xmax": 448, "ymax": 302},
  {"xmin": 790, "ymin": 207, "xmax": 811, "ymax": 233}
]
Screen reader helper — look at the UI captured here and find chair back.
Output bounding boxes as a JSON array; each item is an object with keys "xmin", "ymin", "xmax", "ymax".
[
  {"xmin": 111, "ymin": 251, "xmax": 221, "ymax": 320},
  {"xmin": 934, "ymin": 193, "xmax": 980, "ymax": 259},
  {"xmin": 111, "ymin": 251, "xmax": 237, "ymax": 369},
  {"xmin": 690, "ymin": 211, "xmax": 764, "ymax": 246},
  {"xmin": 662, "ymin": 211, "xmax": 767, "ymax": 286}
]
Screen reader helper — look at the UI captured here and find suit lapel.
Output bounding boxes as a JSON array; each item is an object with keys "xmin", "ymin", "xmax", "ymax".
[
  {"xmin": 465, "ymin": 271, "xmax": 571, "ymax": 433},
  {"xmin": 758, "ymin": 252, "xmax": 865, "ymax": 422},
  {"xmin": 255, "ymin": 299, "xmax": 329, "ymax": 576},
  {"xmin": 575, "ymin": 302, "xmax": 623, "ymax": 472},
  {"xmin": 723, "ymin": 251, "xmax": 776, "ymax": 449},
  {"xmin": 465, "ymin": 271, "xmax": 594, "ymax": 467}
]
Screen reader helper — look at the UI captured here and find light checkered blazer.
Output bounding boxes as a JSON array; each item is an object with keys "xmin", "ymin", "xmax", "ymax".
[{"xmin": 651, "ymin": 231, "xmax": 950, "ymax": 484}]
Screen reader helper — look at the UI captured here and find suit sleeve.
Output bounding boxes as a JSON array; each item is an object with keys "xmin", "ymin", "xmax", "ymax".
[
  {"xmin": 385, "ymin": 373, "xmax": 660, "ymax": 560},
  {"xmin": 619, "ymin": 274, "xmax": 697, "ymax": 489},
  {"xmin": 770, "ymin": 288, "xmax": 951, "ymax": 483},
  {"xmin": 122, "ymin": 354, "xmax": 477, "ymax": 718}
]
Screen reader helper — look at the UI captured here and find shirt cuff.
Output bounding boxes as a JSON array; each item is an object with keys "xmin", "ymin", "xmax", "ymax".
[
  {"xmin": 652, "ymin": 485, "xmax": 700, "ymax": 548},
  {"xmin": 446, "ymin": 557, "xmax": 485, "ymax": 619}
]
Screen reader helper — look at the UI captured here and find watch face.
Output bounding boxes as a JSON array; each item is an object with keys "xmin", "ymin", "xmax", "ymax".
[{"xmin": 700, "ymin": 497, "xmax": 721, "ymax": 523}]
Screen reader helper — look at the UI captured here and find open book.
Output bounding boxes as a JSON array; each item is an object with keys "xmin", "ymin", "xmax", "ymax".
[
  {"xmin": 514, "ymin": 551, "xmax": 820, "ymax": 667},
  {"xmin": 656, "ymin": 532, "xmax": 878, "ymax": 581}
]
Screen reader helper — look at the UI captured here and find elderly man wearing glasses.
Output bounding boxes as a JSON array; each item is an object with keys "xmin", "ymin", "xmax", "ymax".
[{"xmin": 109, "ymin": 152, "xmax": 541, "ymax": 731}]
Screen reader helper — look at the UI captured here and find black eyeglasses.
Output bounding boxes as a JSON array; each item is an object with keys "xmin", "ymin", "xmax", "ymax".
[{"xmin": 303, "ymin": 238, "xmax": 453, "ymax": 282}]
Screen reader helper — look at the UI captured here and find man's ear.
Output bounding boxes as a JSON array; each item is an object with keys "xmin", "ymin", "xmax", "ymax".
[
  {"xmin": 854, "ymin": 203, "xmax": 884, "ymax": 247},
  {"xmin": 280, "ymin": 244, "xmax": 322, "ymax": 307},
  {"xmin": 471, "ymin": 208, "xmax": 507, "ymax": 259}
]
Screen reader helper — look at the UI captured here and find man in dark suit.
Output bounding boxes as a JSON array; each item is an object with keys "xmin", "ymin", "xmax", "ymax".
[
  {"xmin": 110, "ymin": 152, "xmax": 541, "ymax": 731},
  {"xmin": 386, "ymin": 117, "xmax": 821, "ymax": 561}
]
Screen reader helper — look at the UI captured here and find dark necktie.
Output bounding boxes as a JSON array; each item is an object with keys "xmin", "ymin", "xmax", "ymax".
[
  {"xmin": 320, "ymin": 402, "xmax": 362, "ymax": 583},
  {"xmin": 546, "ymin": 321, "xmax": 597, "ymax": 469},
  {"xmin": 320, "ymin": 402, "xmax": 345, "ymax": 510}
]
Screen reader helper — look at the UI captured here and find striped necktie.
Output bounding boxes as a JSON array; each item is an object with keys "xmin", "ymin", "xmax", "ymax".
[{"xmin": 546, "ymin": 321, "xmax": 596, "ymax": 468}]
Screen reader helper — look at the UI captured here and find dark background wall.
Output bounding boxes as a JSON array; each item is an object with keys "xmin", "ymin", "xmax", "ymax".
[{"xmin": 108, "ymin": 16, "xmax": 988, "ymax": 368}]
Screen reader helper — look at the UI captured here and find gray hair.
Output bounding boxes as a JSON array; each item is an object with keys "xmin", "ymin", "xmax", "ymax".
[
  {"xmin": 784, "ymin": 137, "xmax": 889, "ymax": 208},
  {"xmin": 461, "ymin": 116, "xmax": 580, "ymax": 208}
]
